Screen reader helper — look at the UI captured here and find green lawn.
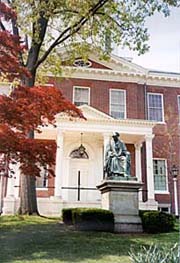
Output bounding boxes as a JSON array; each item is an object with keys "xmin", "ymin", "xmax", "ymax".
[{"xmin": 0, "ymin": 216, "xmax": 179, "ymax": 263}]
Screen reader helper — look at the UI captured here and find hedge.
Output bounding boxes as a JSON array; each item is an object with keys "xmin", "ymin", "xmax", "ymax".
[
  {"xmin": 62, "ymin": 208, "xmax": 75, "ymax": 225},
  {"xmin": 139, "ymin": 210, "xmax": 175, "ymax": 233},
  {"xmin": 62, "ymin": 207, "xmax": 114, "ymax": 232}
]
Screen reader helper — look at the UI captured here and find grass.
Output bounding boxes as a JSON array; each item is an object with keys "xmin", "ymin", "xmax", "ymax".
[{"xmin": 0, "ymin": 216, "xmax": 179, "ymax": 263}]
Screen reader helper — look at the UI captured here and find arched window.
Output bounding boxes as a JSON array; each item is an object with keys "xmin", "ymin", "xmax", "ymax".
[{"xmin": 69, "ymin": 145, "xmax": 89, "ymax": 159}]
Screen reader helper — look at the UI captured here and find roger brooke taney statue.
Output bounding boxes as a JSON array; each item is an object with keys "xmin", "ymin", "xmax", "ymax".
[{"xmin": 104, "ymin": 132, "xmax": 131, "ymax": 178}]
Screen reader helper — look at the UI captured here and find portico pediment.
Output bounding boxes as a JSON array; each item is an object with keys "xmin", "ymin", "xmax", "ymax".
[
  {"xmin": 78, "ymin": 104, "xmax": 113, "ymax": 121},
  {"xmin": 88, "ymin": 53, "xmax": 147, "ymax": 74}
]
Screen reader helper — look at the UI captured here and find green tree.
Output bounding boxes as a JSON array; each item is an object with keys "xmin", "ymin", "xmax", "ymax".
[{"xmin": 1, "ymin": 0, "xmax": 179, "ymax": 214}]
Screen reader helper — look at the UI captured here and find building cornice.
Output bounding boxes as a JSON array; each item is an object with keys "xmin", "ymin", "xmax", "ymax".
[
  {"xmin": 48, "ymin": 66, "xmax": 180, "ymax": 88},
  {"xmin": 56, "ymin": 114, "xmax": 157, "ymax": 128}
]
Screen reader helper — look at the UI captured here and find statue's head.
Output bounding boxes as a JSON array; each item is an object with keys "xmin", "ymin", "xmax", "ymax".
[
  {"xmin": 112, "ymin": 132, "xmax": 119, "ymax": 138},
  {"xmin": 112, "ymin": 132, "xmax": 120, "ymax": 141}
]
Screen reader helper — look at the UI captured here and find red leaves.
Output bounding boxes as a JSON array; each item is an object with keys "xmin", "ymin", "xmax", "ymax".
[
  {"xmin": 0, "ymin": 125, "xmax": 56, "ymax": 177},
  {"xmin": 0, "ymin": 2, "xmax": 29, "ymax": 80},
  {"xmin": 0, "ymin": 31, "xmax": 29, "ymax": 80},
  {"xmin": 0, "ymin": 2, "xmax": 17, "ymax": 21},
  {"xmin": 0, "ymin": 85, "xmax": 83, "ymax": 133},
  {"xmin": 18, "ymin": 139, "xmax": 57, "ymax": 177},
  {"xmin": 0, "ymin": 84, "xmax": 84, "ymax": 177}
]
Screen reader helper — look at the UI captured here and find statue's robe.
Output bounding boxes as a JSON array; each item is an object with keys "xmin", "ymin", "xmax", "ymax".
[{"xmin": 105, "ymin": 139, "xmax": 130, "ymax": 177}]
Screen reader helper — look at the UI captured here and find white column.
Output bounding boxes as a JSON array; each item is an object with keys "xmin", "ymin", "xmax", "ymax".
[
  {"xmin": 14, "ymin": 163, "xmax": 20, "ymax": 198},
  {"xmin": 135, "ymin": 142, "xmax": 143, "ymax": 201},
  {"xmin": 145, "ymin": 135, "xmax": 155, "ymax": 200},
  {"xmin": 6, "ymin": 177, "xmax": 15, "ymax": 197},
  {"xmin": 54, "ymin": 130, "xmax": 64, "ymax": 197},
  {"xmin": 6, "ymin": 162, "xmax": 20, "ymax": 198},
  {"xmin": 173, "ymin": 178, "xmax": 179, "ymax": 216}
]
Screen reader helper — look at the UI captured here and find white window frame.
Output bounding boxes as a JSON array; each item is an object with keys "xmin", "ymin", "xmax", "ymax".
[
  {"xmin": 109, "ymin": 89, "xmax": 126, "ymax": 119},
  {"xmin": 73, "ymin": 86, "xmax": 90, "ymax": 106},
  {"xmin": 147, "ymin": 93, "xmax": 164, "ymax": 122},
  {"xmin": 36, "ymin": 165, "xmax": 48, "ymax": 190},
  {"xmin": 153, "ymin": 158, "xmax": 169, "ymax": 194},
  {"xmin": 178, "ymin": 95, "xmax": 180, "ymax": 123},
  {"xmin": 158, "ymin": 204, "xmax": 171, "ymax": 214}
]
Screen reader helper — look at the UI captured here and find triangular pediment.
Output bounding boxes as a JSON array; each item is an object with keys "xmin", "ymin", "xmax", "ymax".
[
  {"xmin": 58, "ymin": 47, "xmax": 147, "ymax": 75},
  {"xmin": 78, "ymin": 104, "xmax": 113, "ymax": 120},
  {"xmin": 55, "ymin": 104, "xmax": 113, "ymax": 122},
  {"xmin": 88, "ymin": 53, "xmax": 147, "ymax": 74}
]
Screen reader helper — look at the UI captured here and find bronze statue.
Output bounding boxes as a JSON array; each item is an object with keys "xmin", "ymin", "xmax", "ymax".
[{"xmin": 104, "ymin": 132, "xmax": 131, "ymax": 178}]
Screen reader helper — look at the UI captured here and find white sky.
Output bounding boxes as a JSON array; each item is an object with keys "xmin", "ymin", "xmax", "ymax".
[{"xmin": 116, "ymin": 7, "xmax": 180, "ymax": 73}]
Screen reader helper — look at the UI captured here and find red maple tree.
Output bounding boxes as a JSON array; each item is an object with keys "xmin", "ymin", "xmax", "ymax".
[
  {"xmin": 0, "ymin": 85, "xmax": 83, "ymax": 176},
  {"xmin": 0, "ymin": 2, "xmax": 83, "ymax": 214}
]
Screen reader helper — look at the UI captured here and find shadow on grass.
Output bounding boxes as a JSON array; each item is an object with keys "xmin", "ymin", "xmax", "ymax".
[{"xmin": 0, "ymin": 216, "xmax": 178, "ymax": 263}]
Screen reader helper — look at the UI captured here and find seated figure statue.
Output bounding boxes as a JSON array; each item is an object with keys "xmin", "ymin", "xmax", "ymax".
[{"xmin": 104, "ymin": 132, "xmax": 131, "ymax": 178}]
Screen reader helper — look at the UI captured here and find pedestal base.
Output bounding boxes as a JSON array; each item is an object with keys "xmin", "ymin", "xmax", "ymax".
[{"xmin": 97, "ymin": 180, "xmax": 143, "ymax": 233}]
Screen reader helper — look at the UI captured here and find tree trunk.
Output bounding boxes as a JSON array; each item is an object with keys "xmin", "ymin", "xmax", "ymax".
[
  {"xmin": 18, "ymin": 8, "xmax": 49, "ymax": 215},
  {"xmin": 19, "ymin": 174, "xmax": 38, "ymax": 215},
  {"xmin": 18, "ymin": 76, "xmax": 39, "ymax": 215}
]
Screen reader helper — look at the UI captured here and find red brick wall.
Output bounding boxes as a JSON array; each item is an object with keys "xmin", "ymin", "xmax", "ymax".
[
  {"xmin": 48, "ymin": 76, "xmax": 180, "ymax": 211},
  {"xmin": 36, "ymin": 174, "xmax": 55, "ymax": 198},
  {"xmin": 89, "ymin": 60, "xmax": 111, "ymax": 69},
  {"xmin": 53, "ymin": 78, "xmax": 143, "ymax": 119}
]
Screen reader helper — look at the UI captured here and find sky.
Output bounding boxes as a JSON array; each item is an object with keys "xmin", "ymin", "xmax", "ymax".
[{"xmin": 116, "ymin": 7, "xmax": 180, "ymax": 73}]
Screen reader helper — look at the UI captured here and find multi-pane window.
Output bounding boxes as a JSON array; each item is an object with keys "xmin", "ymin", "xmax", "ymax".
[
  {"xmin": 110, "ymin": 89, "xmax": 126, "ymax": 119},
  {"xmin": 36, "ymin": 165, "xmax": 48, "ymax": 188},
  {"xmin": 178, "ymin": 96, "xmax": 180, "ymax": 122},
  {"xmin": 147, "ymin": 93, "xmax": 164, "ymax": 122},
  {"xmin": 153, "ymin": 159, "xmax": 167, "ymax": 191},
  {"xmin": 73, "ymin": 87, "xmax": 90, "ymax": 106}
]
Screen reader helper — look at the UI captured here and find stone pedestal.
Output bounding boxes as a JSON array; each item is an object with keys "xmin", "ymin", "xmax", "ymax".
[{"xmin": 97, "ymin": 180, "xmax": 143, "ymax": 233}]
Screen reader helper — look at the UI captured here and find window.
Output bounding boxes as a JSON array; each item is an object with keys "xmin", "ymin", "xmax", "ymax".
[
  {"xmin": 147, "ymin": 93, "xmax": 164, "ymax": 122},
  {"xmin": 70, "ymin": 147, "xmax": 89, "ymax": 159},
  {"xmin": 153, "ymin": 159, "xmax": 168, "ymax": 192},
  {"xmin": 110, "ymin": 89, "xmax": 126, "ymax": 119},
  {"xmin": 36, "ymin": 165, "xmax": 48, "ymax": 189},
  {"xmin": 73, "ymin": 59, "xmax": 92, "ymax": 68},
  {"xmin": 73, "ymin": 87, "xmax": 90, "ymax": 106},
  {"xmin": 158, "ymin": 206, "xmax": 170, "ymax": 213},
  {"xmin": 178, "ymin": 96, "xmax": 180, "ymax": 122}
]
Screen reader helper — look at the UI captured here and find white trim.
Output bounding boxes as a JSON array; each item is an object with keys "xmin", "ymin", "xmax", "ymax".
[
  {"xmin": 155, "ymin": 191, "xmax": 170, "ymax": 194},
  {"xmin": 153, "ymin": 158, "xmax": 169, "ymax": 193},
  {"xmin": 147, "ymin": 93, "xmax": 164, "ymax": 122},
  {"xmin": 177, "ymin": 95, "xmax": 180, "ymax": 123},
  {"xmin": 109, "ymin": 89, "xmax": 126, "ymax": 119},
  {"xmin": 158, "ymin": 204, "xmax": 171, "ymax": 213},
  {"xmin": 47, "ymin": 66, "xmax": 180, "ymax": 88},
  {"xmin": 55, "ymin": 131, "xmax": 64, "ymax": 197},
  {"xmin": 36, "ymin": 165, "xmax": 49, "ymax": 190},
  {"xmin": 73, "ymin": 86, "xmax": 90, "ymax": 106},
  {"xmin": 173, "ymin": 178, "xmax": 179, "ymax": 216},
  {"xmin": 36, "ymin": 187, "xmax": 48, "ymax": 191}
]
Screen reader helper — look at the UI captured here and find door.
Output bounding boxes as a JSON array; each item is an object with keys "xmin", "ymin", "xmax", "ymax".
[{"xmin": 68, "ymin": 159, "xmax": 89, "ymax": 202}]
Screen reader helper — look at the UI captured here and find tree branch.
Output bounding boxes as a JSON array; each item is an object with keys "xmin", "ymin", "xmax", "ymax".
[
  {"xmin": 35, "ymin": 0, "xmax": 109, "ymax": 69},
  {"xmin": 0, "ymin": 20, "xmax": 6, "ymax": 31},
  {"xmin": 96, "ymin": 11, "xmax": 127, "ymax": 31}
]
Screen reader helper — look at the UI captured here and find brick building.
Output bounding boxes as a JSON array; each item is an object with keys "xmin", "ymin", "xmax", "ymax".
[{"xmin": 1, "ymin": 53, "xmax": 180, "ymax": 216}]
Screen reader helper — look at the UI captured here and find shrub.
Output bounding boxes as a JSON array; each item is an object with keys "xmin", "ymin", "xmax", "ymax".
[
  {"xmin": 62, "ymin": 208, "xmax": 74, "ymax": 225},
  {"xmin": 139, "ymin": 210, "xmax": 175, "ymax": 233},
  {"xmin": 72, "ymin": 208, "xmax": 114, "ymax": 232},
  {"xmin": 129, "ymin": 243, "xmax": 179, "ymax": 263}
]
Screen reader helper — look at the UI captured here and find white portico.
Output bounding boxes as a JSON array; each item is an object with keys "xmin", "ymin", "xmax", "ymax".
[
  {"xmin": 3, "ymin": 104, "xmax": 158, "ymax": 215},
  {"xmin": 35, "ymin": 104, "xmax": 158, "ymax": 214}
]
